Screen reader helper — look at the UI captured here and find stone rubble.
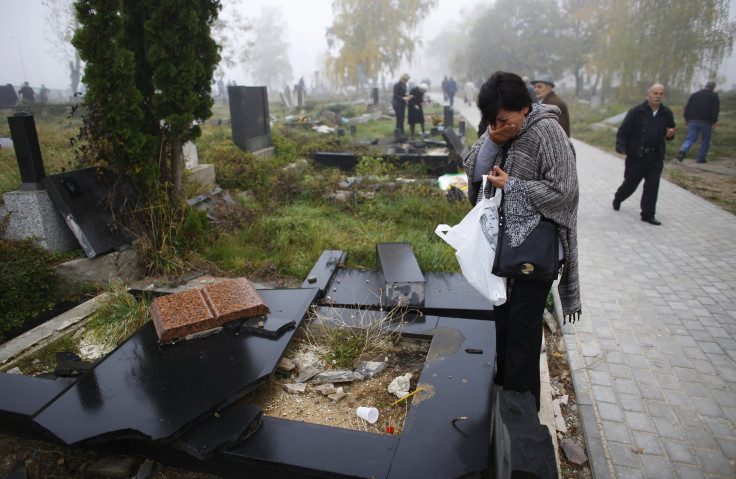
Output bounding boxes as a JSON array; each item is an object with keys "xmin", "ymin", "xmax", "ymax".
[{"xmin": 560, "ymin": 438, "xmax": 589, "ymax": 466}]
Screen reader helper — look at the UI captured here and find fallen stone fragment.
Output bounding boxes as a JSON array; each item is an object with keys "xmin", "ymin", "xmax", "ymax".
[
  {"xmin": 354, "ymin": 361, "xmax": 388, "ymax": 381},
  {"xmin": 202, "ymin": 277, "xmax": 270, "ymax": 323},
  {"xmin": 328, "ymin": 390, "xmax": 346, "ymax": 401},
  {"xmin": 296, "ymin": 366, "xmax": 323, "ymax": 383},
  {"xmin": 552, "ymin": 399, "xmax": 567, "ymax": 433},
  {"xmin": 277, "ymin": 357, "xmax": 296, "ymax": 372},
  {"xmin": 543, "ymin": 309, "xmax": 558, "ymax": 334},
  {"xmin": 560, "ymin": 438, "xmax": 588, "ymax": 466},
  {"xmin": 283, "ymin": 383, "xmax": 308, "ymax": 394},
  {"xmin": 313, "ymin": 369, "xmax": 356, "ymax": 384},
  {"xmin": 312, "ymin": 384, "xmax": 337, "ymax": 396}
]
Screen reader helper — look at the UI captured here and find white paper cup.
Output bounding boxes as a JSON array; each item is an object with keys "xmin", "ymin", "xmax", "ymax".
[{"xmin": 356, "ymin": 406, "xmax": 379, "ymax": 424}]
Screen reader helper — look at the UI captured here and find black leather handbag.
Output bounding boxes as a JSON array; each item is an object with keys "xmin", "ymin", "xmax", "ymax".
[{"xmin": 492, "ymin": 210, "xmax": 560, "ymax": 282}]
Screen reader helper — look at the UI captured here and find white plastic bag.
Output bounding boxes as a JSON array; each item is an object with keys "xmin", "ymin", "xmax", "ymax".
[{"xmin": 435, "ymin": 176, "xmax": 506, "ymax": 306}]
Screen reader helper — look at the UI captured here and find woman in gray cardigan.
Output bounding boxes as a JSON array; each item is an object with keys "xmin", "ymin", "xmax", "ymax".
[{"xmin": 463, "ymin": 71, "xmax": 580, "ymax": 410}]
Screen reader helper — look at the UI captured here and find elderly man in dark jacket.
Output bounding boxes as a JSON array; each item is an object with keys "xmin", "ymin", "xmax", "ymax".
[
  {"xmin": 676, "ymin": 81, "xmax": 719, "ymax": 163},
  {"xmin": 613, "ymin": 83, "xmax": 676, "ymax": 225},
  {"xmin": 532, "ymin": 75, "xmax": 570, "ymax": 136}
]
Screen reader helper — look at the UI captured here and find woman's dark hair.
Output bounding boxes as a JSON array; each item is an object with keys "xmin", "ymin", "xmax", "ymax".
[{"xmin": 477, "ymin": 71, "xmax": 532, "ymax": 127}]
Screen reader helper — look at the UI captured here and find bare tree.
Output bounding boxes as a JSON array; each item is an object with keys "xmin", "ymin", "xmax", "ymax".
[{"xmin": 42, "ymin": 0, "xmax": 81, "ymax": 96}]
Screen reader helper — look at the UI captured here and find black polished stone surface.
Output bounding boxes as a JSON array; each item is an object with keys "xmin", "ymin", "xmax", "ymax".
[
  {"xmin": 33, "ymin": 288, "xmax": 317, "ymax": 446},
  {"xmin": 388, "ymin": 316, "xmax": 495, "ymax": 478},
  {"xmin": 0, "ymin": 372, "xmax": 68, "ymax": 418},
  {"xmin": 300, "ymin": 250, "xmax": 346, "ymax": 296},
  {"xmin": 228, "ymin": 86, "xmax": 271, "ymax": 152},
  {"xmin": 323, "ymin": 268, "xmax": 385, "ymax": 307},
  {"xmin": 41, "ymin": 167, "xmax": 133, "ymax": 258},
  {"xmin": 424, "ymin": 272, "xmax": 494, "ymax": 319},
  {"xmin": 173, "ymin": 404, "xmax": 263, "ymax": 460},
  {"xmin": 224, "ymin": 417, "xmax": 400, "ymax": 478},
  {"xmin": 325, "ymin": 269, "xmax": 492, "ymax": 319}
]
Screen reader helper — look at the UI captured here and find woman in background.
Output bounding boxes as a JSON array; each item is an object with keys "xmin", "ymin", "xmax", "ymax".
[{"xmin": 408, "ymin": 83, "xmax": 428, "ymax": 137}]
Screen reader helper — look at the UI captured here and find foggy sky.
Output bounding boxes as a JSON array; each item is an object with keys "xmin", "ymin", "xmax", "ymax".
[{"xmin": 1, "ymin": 0, "xmax": 735, "ymax": 92}]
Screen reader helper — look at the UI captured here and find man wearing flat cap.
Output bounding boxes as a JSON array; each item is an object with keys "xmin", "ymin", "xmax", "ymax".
[{"xmin": 532, "ymin": 75, "xmax": 570, "ymax": 137}]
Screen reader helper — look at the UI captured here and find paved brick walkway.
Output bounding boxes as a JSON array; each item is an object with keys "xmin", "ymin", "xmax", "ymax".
[
  {"xmin": 450, "ymin": 97, "xmax": 736, "ymax": 478},
  {"xmin": 565, "ymin": 139, "xmax": 736, "ymax": 478}
]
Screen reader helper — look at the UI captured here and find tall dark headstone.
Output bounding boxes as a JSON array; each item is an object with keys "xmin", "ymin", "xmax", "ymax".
[
  {"xmin": 0, "ymin": 84, "xmax": 18, "ymax": 108},
  {"xmin": 295, "ymin": 85, "xmax": 304, "ymax": 107},
  {"xmin": 7, "ymin": 113, "xmax": 46, "ymax": 190},
  {"xmin": 443, "ymin": 106, "xmax": 454, "ymax": 129},
  {"xmin": 228, "ymin": 86, "xmax": 272, "ymax": 153},
  {"xmin": 350, "ymin": 125, "xmax": 356, "ymax": 136},
  {"xmin": 458, "ymin": 120, "xmax": 466, "ymax": 136},
  {"xmin": 372, "ymin": 87, "xmax": 379, "ymax": 105}
]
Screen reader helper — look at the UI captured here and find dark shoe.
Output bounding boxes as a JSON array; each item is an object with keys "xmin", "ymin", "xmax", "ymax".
[
  {"xmin": 641, "ymin": 216, "xmax": 662, "ymax": 225},
  {"xmin": 676, "ymin": 151, "xmax": 685, "ymax": 162},
  {"xmin": 613, "ymin": 199, "xmax": 621, "ymax": 211}
]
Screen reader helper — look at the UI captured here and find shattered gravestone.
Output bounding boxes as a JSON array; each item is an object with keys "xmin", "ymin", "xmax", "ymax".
[
  {"xmin": 228, "ymin": 86, "xmax": 274, "ymax": 157},
  {"xmin": 42, "ymin": 167, "xmax": 135, "ymax": 258},
  {"xmin": 441, "ymin": 127, "xmax": 469, "ymax": 160}
]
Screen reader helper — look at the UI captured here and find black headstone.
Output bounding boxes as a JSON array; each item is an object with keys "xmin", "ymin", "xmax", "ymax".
[
  {"xmin": 443, "ymin": 106, "xmax": 454, "ymax": 129},
  {"xmin": 350, "ymin": 124, "xmax": 357, "ymax": 135},
  {"xmin": 7, "ymin": 113, "xmax": 46, "ymax": 190},
  {"xmin": 228, "ymin": 86, "xmax": 272, "ymax": 152},
  {"xmin": 337, "ymin": 128, "xmax": 345, "ymax": 137},
  {"xmin": 41, "ymin": 167, "xmax": 134, "ymax": 258},
  {"xmin": 458, "ymin": 120, "xmax": 466, "ymax": 136},
  {"xmin": 441, "ymin": 127, "xmax": 469, "ymax": 159},
  {"xmin": 372, "ymin": 87, "xmax": 379, "ymax": 105}
]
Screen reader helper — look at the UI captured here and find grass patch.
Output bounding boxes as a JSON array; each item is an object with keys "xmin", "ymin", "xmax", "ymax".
[{"xmin": 84, "ymin": 282, "xmax": 152, "ymax": 349}]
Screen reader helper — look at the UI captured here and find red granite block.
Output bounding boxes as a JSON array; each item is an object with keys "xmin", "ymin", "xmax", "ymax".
[
  {"xmin": 150, "ymin": 288, "xmax": 216, "ymax": 342},
  {"xmin": 203, "ymin": 277, "xmax": 270, "ymax": 323}
]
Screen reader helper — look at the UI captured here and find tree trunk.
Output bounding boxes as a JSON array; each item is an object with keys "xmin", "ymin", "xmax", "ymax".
[{"xmin": 170, "ymin": 136, "xmax": 183, "ymax": 200}]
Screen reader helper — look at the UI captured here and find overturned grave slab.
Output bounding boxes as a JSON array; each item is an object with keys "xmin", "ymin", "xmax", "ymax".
[{"xmin": 33, "ymin": 288, "xmax": 317, "ymax": 446}]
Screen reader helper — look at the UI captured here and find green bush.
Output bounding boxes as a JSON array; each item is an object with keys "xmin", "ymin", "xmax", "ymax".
[{"xmin": 0, "ymin": 238, "xmax": 59, "ymax": 340}]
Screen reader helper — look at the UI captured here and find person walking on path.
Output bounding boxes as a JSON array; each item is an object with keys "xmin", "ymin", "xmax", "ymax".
[
  {"xmin": 445, "ymin": 77, "xmax": 458, "ymax": 106},
  {"xmin": 532, "ymin": 75, "xmax": 570, "ymax": 136},
  {"xmin": 463, "ymin": 71, "xmax": 580, "ymax": 411},
  {"xmin": 392, "ymin": 73, "xmax": 412, "ymax": 136},
  {"xmin": 612, "ymin": 83, "xmax": 676, "ymax": 225},
  {"xmin": 676, "ymin": 81, "xmax": 719, "ymax": 164}
]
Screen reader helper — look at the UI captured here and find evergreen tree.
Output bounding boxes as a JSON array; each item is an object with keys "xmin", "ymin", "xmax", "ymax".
[{"xmin": 72, "ymin": 0, "xmax": 221, "ymax": 198}]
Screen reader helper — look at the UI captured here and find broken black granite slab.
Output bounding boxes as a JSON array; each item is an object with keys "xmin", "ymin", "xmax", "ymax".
[
  {"xmin": 325, "ymin": 268, "xmax": 492, "ymax": 320},
  {"xmin": 223, "ymin": 416, "xmax": 400, "ymax": 478},
  {"xmin": 0, "ymin": 372, "xmax": 69, "ymax": 434},
  {"xmin": 376, "ymin": 242, "xmax": 425, "ymax": 307},
  {"xmin": 300, "ymin": 250, "xmax": 346, "ymax": 297},
  {"xmin": 201, "ymin": 313, "xmax": 494, "ymax": 479},
  {"xmin": 492, "ymin": 390, "xmax": 557, "ymax": 479},
  {"xmin": 423, "ymin": 272, "xmax": 494, "ymax": 320},
  {"xmin": 33, "ymin": 288, "xmax": 318, "ymax": 446},
  {"xmin": 173, "ymin": 404, "xmax": 263, "ymax": 460},
  {"xmin": 41, "ymin": 167, "xmax": 134, "ymax": 258},
  {"xmin": 387, "ymin": 316, "xmax": 494, "ymax": 478}
]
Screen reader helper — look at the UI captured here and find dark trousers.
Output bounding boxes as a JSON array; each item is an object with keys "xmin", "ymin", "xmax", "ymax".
[
  {"xmin": 614, "ymin": 154, "xmax": 663, "ymax": 219},
  {"xmin": 393, "ymin": 102, "xmax": 405, "ymax": 134},
  {"xmin": 493, "ymin": 278, "xmax": 554, "ymax": 411}
]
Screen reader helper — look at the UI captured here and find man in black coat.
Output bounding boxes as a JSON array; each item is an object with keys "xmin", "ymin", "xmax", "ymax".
[
  {"xmin": 613, "ymin": 83, "xmax": 676, "ymax": 225},
  {"xmin": 676, "ymin": 81, "xmax": 719, "ymax": 163}
]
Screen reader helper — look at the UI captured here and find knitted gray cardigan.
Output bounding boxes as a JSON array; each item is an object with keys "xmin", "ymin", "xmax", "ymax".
[{"xmin": 464, "ymin": 104, "xmax": 581, "ymax": 322}]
